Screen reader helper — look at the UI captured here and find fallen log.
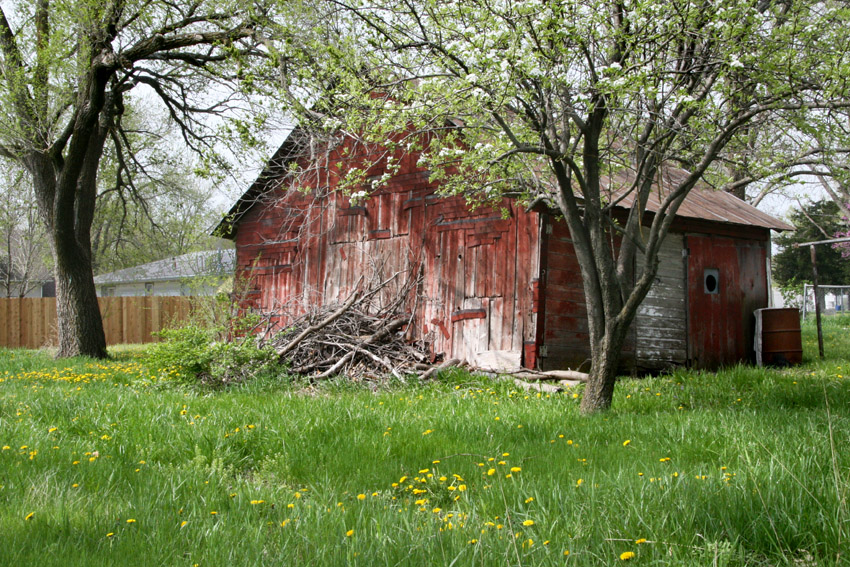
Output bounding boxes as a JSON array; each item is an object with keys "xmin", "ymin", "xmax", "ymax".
[
  {"xmin": 469, "ymin": 366, "xmax": 589, "ymax": 382},
  {"xmin": 513, "ymin": 378, "xmax": 562, "ymax": 394}
]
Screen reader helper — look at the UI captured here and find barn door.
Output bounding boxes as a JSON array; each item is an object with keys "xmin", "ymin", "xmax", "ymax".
[{"xmin": 686, "ymin": 234, "xmax": 760, "ymax": 368}]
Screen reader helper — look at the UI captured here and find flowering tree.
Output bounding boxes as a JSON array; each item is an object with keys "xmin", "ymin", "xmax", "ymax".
[
  {"xmin": 276, "ymin": 0, "xmax": 850, "ymax": 411},
  {"xmin": 0, "ymin": 1, "xmax": 279, "ymax": 357}
]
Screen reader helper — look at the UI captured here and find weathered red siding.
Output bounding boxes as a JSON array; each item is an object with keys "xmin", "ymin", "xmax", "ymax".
[
  {"xmin": 685, "ymin": 233, "xmax": 768, "ymax": 368},
  {"xmin": 232, "ymin": 142, "xmax": 540, "ymax": 368},
  {"xmin": 538, "ymin": 218, "xmax": 770, "ymax": 372}
]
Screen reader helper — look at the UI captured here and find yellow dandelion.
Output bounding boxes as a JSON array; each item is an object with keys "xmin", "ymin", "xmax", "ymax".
[
  {"xmin": 525, "ymin": 497, "xmax": 534, "ymax": 503},
  {"xmin": 623, "ymin": 439, "xmax": 631, "ymax": 446},
  {"xmin": 635, "ymin": 538, "xmax": 647, "ymax": 544},
  {"xmin": 106, "ymin": 532, "xmax": 114, "ymax": 538},
  {"xmin": 250, "ymin": 500, "xmax": 265, "ymax": 505},
  {"xmin": 357, "ymin": 494, "xmax": 366, "ymax": 501},
  {"xmin": 345, "ymin": 529, "xmax": 354, "ymax": 537},
  {"xmin": 620, "ymin": 551, "xmax": 636, "ymax": 560},
  {"xmin": 458, "ymin": 484, "xmax": 467, "ymax": 492},
  {"xmin": 487, "ymin": 468, "xmax": 496, "ymax": 476},
  {"xmin": 25, "ymin": 512, "xmax": 34, "ymax": 521},
  {"xmin": 510, "ymin": 466, "xmax": 521, "ymax": 473},
  {"xmin": 126, "ymin": 519, "xmax": 136, "ymax": 524},
  {"xmin": 522, "ymin": 519, "xmax": 535, "ymax": 526},
  {"xmin": 564, "ymin": 550, "xmax": 570, "ymax": 556},
  {"xmin": 432, "ymin": 507, "xmax": 441, "ymax": 514},
  {"xmin": 180, "ymin": 521, "xmax": 188, "ymax": 528}
]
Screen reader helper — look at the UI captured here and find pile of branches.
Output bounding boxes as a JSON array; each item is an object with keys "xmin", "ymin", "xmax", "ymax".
[{"xmin": 270, "ymin": 271, "xmax": 438, "ymax": 381}]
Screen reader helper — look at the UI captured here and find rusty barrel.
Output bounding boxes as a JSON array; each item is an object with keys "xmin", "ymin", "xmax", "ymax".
[{"xmin": 757, "ymin": 307, "xmax": 803, "ymax": 366}]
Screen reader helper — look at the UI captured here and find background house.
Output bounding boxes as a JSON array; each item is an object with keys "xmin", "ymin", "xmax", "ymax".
[
  {"xmin": 0, "ymin": 261, "xmax": 54, "ymax": 298},
  {"xmin": 219, "ymin": 134, "xmax": 792, "ymax": 371},
  {"xmin": 94, "ymin": 249, "xmax": 235, "ymax": 297}
]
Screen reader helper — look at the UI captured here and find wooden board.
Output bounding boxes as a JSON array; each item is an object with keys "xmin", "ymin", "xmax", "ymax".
[{"xmin": 634, "ymin": 234, "xmax": 688, "ymax": 370}]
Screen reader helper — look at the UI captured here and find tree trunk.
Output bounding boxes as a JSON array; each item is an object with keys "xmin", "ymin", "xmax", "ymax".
[
  {"xmin": 27, "ymin": 122, "xmax": 110, "ymax": 359},
  {"xmin": 52, "ymin": 239, "xmax": 107, "ymax": 358},
  {"xmin": 580, "ymin": 322, "xmax": 630, "ymax": 414}
]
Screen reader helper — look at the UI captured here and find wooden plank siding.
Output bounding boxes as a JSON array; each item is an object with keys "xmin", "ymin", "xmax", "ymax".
[
  {"xmin": 539, "ymin": 220, "xmax": 769, "ymax": 372},
  {"xmin": 232, "ymin": 140, "xmax": 540, "ymax": 368},
  {"xmin": 685, "ymin": 234, "xmax": 768, "ymax": 368},
  {"xmin": 537, "ymin": 216, "xmax": 592, "ymax": 371},
  {"xmin": 634, "ymin": 234, "xmax": 688, "ymax": 370},
  {"xmin": 0, "ymin": 296, "xmax": 194, "ymax": 349}
]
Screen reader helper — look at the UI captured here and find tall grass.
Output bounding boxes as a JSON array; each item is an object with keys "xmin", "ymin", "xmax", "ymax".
[{"xmin": 0, "ymin": 316, "xmax": 848, "ymax": 566}]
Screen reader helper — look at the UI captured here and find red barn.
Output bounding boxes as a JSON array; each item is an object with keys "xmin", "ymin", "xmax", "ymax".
[{"xmin": 218, "ymin": 131, "xmax": 792, "ymax": 372}]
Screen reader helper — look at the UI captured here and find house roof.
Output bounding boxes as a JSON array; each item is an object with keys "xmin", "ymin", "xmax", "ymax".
[{"xmin": 93, "ymin": 250, "xmax": 235, "ymax": 286}]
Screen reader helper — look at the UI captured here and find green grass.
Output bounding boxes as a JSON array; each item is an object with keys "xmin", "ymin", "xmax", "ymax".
[{"xmin": 1, "ymin": 316, "xmax": 849, "ymax": 566}]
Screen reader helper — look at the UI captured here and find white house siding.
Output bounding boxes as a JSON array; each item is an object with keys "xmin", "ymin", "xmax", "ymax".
[{"xmin": 98, "ymin": 279, "xmax": 223, "ymax": 297}]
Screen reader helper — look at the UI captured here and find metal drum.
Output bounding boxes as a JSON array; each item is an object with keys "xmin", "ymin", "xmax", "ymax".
[{"xmin": 755, "ymin": 308, "xmax": 803, "ymax": 366}]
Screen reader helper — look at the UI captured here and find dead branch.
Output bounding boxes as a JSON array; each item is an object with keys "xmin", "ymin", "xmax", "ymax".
[
  {"xmin": 419, "ymin": 358, "xmax": 463, "ymax": 381},
  {"xmin": 270, "ymin": 265, "xmax": 432, "ymax": 381},
  {"xmin": 276, "ymin": 275, "xmax": 363, "ymax": 360}
]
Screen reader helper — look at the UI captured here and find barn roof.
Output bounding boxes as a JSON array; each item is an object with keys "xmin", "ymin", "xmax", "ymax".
[
  {"xmin": 649, "ymin": 186, "xmax": 793, "ymax": 231},
  {"xmin": 604, "ymin": 167, "xmax": 794, "ymax": 231},
  {"xmin": 215, "ymin": 128, "xmax": 307, "ymax": 239}
]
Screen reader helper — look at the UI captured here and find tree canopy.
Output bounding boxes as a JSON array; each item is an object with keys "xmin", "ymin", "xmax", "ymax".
[
  {"xmin": 0, "ymin": 0, "xmax": 280, "ymax": 357},
  {"xmin": 774, "ymin": 200, "xmax": 850, "ymax": 288}
]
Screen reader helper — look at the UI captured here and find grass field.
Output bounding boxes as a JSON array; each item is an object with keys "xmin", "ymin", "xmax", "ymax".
[{"xmin": 1, "ymin": 316, "xmax": 848, "ymax": 566}]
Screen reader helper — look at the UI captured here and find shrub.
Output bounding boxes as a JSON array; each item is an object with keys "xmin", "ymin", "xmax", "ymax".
[
  {"xmin": 147, "ymin": 270, "xmax": 281, "ymax": 387},
  {"xmin": 147, "ymin": 323, "xmax": 278, "ymax": 387}
]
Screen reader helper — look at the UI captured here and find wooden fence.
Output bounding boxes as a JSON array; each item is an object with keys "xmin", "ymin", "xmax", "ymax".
[{"xmin": 0, "ymin": 296, "xmax": 194, "ymax": 349}]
